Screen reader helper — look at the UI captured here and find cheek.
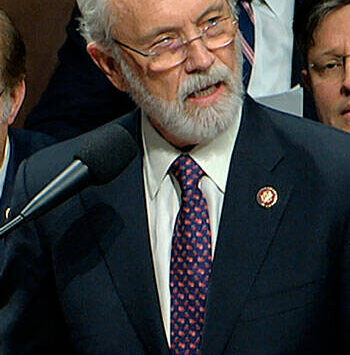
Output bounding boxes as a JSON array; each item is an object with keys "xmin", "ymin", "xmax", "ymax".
[
  {"xmin": 144, "ymin": 68, "xmax": 183, "ymax": 101},
  {"xmin": 122, "ymin": 54, "xmax": 180, "ymax": 101},
  {"xmin": 311, "ymin": 82, "xmax": 339, "ymax": 123},
  {"xmin": 216, "ymin": 45, "xmax": 236, "ymax": 72}
]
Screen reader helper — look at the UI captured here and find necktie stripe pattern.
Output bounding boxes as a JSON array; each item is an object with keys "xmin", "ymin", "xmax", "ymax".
[
  {"xmin": 240, "ymin": 34, "xmax": 254, "ymax": 66},
  {"xmin": 241, "ymin": 1, "xmax": 255, "ymax": 28},
  {"xmin": 170, "ymin": 154, "xmax": 213, "ymax": 354},
  {"xmin": 238, "ymin": 0, "xmax": 255, "ymax": 88}
]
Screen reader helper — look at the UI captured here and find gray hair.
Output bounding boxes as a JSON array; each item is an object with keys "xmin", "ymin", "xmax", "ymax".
[
  {"xmin": 76, "ymin": 0, "xmax": 115, "ymax": 49},
  {"xmin": 77, "ymin": 0, "xmax": 237, "ymax": 51},
  {"xmin": 1, "ymin": 91, "xmax": 12, "ymax": 124},
  {"xmin": 294, "ymin": 0, "xmax": 350, "ymax": 64}
]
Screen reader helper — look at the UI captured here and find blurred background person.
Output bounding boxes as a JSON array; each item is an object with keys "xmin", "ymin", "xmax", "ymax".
[
  {"xmin": 0, "ymin": 9, "xmax": 55, "ymax": 223},
  {"xmin": 294, "ymin": 0, "xmax": 350, "ymax": 133}
]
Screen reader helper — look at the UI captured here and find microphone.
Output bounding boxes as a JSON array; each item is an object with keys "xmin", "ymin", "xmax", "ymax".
[{"xmin": 0, "ymin": 123, "xmax": 137, "ymax": 237}]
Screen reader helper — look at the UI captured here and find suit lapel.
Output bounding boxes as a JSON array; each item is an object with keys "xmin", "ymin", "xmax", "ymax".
[
  {"xmin": 81, "ymin": 114, "xmax": 170, "ymax": 354},
  {"xmin": 202, "ymin": 98, "xmax": 295, "ymax": 354}
]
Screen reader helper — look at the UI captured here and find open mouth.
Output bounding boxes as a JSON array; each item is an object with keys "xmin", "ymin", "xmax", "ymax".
[
  {"xmin": 188, "ymin": 82, "xmax": 222, "ymax": 99},
  {"xmin": 341, "ymin": 107, "xmax": 350, "ymax": 116}
]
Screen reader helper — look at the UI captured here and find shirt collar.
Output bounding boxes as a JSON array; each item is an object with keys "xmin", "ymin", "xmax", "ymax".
[
  {"xmin": 0, "ymin": 135, "xmax": 9, "ymax": 171},
  {"xmin": 257, "ymin": 0, "xmax": 294, "ymax": 19},
  {"xmin": 142, "ymin": 106, "xmax": 242, "ymax": 200}
]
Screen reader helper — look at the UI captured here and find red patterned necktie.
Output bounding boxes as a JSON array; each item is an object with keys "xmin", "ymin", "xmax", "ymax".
[{"xmin": 170, "ymin": 154, "xmax": 213, "ymax": 354}]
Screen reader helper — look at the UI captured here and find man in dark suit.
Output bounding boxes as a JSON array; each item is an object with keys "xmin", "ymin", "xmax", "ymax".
[
  {"xmin": 0, "ymin": 0, "xmax": 349, "ymax": 354},
  {"xmin": 0, "ymin": 10, "xmax": 56, "ymax": 263},
  {"xmin": 24, "ymin": 1, "xmax": 315, "ymax": 141},
  {"xmin": 0, "ymin": 10, "xmax": 56, "ymax": 216}
]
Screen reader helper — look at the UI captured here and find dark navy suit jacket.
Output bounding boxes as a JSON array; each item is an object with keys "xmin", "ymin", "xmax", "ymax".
[
  {"xmin": 0, "ymin": 129, "xmax": 56, "ymax": 262},
  {"xmin": 0, "ymin": 129, "xmax": 56, "ymax": 214},
  {"xmin": 1, "ymin": 98, "xmax": 349, "ymax": 354}
]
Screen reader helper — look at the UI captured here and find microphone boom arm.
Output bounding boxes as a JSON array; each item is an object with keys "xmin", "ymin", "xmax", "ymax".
[{"xmin": 0, "ymin": 160, "xmax": 89, "ymax": 238}]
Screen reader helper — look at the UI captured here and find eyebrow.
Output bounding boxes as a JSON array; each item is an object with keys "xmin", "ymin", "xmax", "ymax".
[
  {"xmin": 139, "ymin": 26, "xmax": 180, "ymax": 43},
  {"xmin": 139, "ymin": 0, "xmax": 226, "ymax": 42},
  {"xmin": 196, "ymin": 0, "xmax": 225, "ymax": 23},
  {"xmin": 317, "ymin": 49, "xmax": 348, "ymax": 58}
]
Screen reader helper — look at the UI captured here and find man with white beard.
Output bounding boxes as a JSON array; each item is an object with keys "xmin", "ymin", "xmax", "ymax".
[{"xmin": 0, "ymin": 0, "xmax": 349, "ymax": 354}]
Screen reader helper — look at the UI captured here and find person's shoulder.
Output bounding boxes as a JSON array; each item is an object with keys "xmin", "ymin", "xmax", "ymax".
[
  {"xmin": 8, "ymin": 128, "xmax": 58, "ymax": 168},
  {"xmin": 18, "ymin": 110, "xmax": 141, "ymax": 191},
  {"xmin": 9, "ymin": 128, "xmax": 57, "ymax": 159},
  {"xmin": 9, "ymin": 128, "xmax": 57, "ymax": 155},
  {"xmin": 27, "ymin": 109, "xmax": 139, "ymax": 158},
  {"xmin": 254, "ymin": 101, "xmax": 350, "ymax": 179},
  {"xmin": 245, "ymin": 97, "xmax": 349, "ymax": 172},
  {"xmin": 266, "ymin": 104, "xmax": 349, "ymax": 153}
]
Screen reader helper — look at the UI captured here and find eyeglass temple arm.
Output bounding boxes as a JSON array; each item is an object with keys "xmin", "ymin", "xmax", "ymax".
[
  {"xmin": 112, "ymin": 39, "xmax": 154, "ymax": 57},
  {"xmin": 309, "ymin": 55, "xmax": 350, "ymax": 69}
]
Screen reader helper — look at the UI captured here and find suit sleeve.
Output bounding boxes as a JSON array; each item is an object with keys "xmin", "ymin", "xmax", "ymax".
[{"xmin": 24, "ymin": 4, "xmax": 135, "ymax": 141}]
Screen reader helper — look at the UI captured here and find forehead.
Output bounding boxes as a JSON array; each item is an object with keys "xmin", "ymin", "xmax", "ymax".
[
  {"xmin": 310, "ymin": 4, "xmax": 350, "ymax": 57},
  {"xmin": 113, "ymin": 0, "xmax": 228, "ymax": 39}
]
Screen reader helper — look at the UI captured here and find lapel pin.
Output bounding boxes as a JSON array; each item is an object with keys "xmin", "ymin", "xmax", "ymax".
[
  {"xmin": 257, "ymin": 186, "xmax": 278, "ymax": 209},
  {"xmin": 5, "ymin": 207, "xmax": 11, "ymax": 219}
]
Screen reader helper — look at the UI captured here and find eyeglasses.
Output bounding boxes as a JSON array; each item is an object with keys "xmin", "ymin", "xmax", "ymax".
[
  {"xmin": 112, "ymin": 16, "xmax": 237, "ymax": 72},
  {"xmin": 309, "ymin": 55, "xmax": 350, "ymax": 82}
]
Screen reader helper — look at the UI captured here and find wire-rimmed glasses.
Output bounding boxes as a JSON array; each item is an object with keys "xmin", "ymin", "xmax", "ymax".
[
  {"xmin": 309, "ymin": 55, "xmax": 350, "ymax": 82},
  {"xmin": 112, "ymin": 16, "xmax": 238, "ymax": 72}
]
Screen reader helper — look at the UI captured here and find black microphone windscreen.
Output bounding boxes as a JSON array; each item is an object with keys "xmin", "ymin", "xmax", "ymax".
[{"xmin": 74, "ymin": 123, "xmax": 138, "ymax": 185}]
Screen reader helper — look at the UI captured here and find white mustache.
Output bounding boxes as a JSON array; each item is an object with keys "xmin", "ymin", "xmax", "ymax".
[{"xmin": 179, "ymin": 65, "xmax": 233, "ymax": 101}]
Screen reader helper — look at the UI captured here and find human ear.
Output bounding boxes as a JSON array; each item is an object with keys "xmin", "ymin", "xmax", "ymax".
[
  {"xmin": 7, "ymin": 79, "xmax": 26, "ymax": 126},
  {"xmin": 302, "ymin": 69, "xmax": 312, "ymax": 92},
  {"xmin": 87, "ymin": 42, "xmax": 128, "ymax": 92}
]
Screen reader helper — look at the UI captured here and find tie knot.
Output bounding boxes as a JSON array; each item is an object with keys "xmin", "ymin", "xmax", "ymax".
[{"xmin": 170, "ymin": 154, "xmax": 204, "ymax": 192}]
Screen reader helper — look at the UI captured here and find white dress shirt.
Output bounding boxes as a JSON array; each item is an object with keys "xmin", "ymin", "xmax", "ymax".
[
  {"xmin": 142, "ymin": 108, "xmax": 242, "ymax": 344},
  {"xmin": 0, "ymin": 136, "xmax": 11, "ymax": 200},
  {"xmin": 248, "ymin": 0, "xmax": 295, "ymax": 98}
]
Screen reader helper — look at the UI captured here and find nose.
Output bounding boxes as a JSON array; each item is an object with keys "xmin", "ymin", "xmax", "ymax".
[{"xmin": 184, "ymin": 38, "xmax": 215, "ymax": 73}]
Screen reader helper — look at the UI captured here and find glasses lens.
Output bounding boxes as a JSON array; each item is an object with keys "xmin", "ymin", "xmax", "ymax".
[
  {"xmin": 204, "ymin": 18, "xmax": 235, "ymax": 50},
  {"xmin": 311, "ymin": 59, "xmax": 344, "ymax": 82},
  {"xmin": 149, "ymin": 18, "xmax": 235, "ymax": 72},
  {"xmin": 149, "ymin": 44, "xmax": 187, "ymax": 72}
]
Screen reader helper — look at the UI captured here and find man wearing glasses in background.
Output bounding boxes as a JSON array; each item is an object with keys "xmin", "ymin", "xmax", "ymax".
[
  {"xmin": 294, "ymin": 0, "xmax": 350, "ymax": 132},
  {"xmin": 0, "ymin": 0, "xmax": 349, "ymax": 354}
]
